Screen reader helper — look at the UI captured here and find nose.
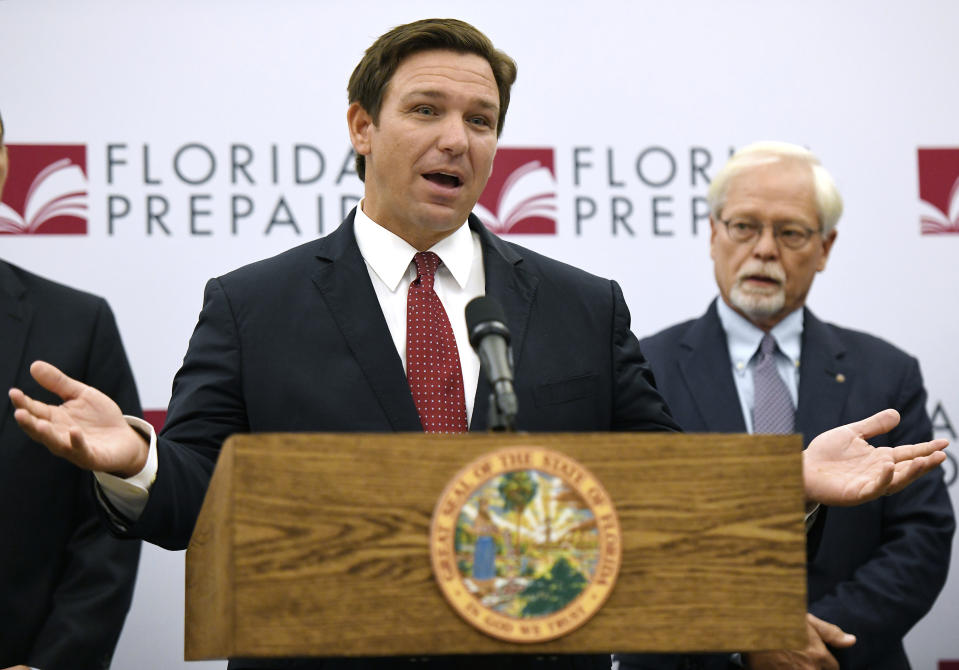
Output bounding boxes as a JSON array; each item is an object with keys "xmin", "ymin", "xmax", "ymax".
[
  {"xmin": 436, "ymin": 116, "xmax": 469, "ymax": 156},
  {"xmin": 752, "ymin": 224, "xmax": 780, "ymax": 260}
]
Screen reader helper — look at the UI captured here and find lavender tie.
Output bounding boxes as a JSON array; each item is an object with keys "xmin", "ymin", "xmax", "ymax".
[{"xmin": 752, "ymin": 333, "xmax": 795, "ymax": 434}]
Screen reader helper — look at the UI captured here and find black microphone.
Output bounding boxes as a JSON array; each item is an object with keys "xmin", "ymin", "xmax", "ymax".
[{"xmin": 465, "ymin": 297, "xmax": 518, "ymax": 431}]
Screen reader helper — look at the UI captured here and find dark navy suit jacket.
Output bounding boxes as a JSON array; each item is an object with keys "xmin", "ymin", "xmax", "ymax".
[
  {"xmin": 1, "ymin": 260, "xmax": 142, "ymax": 670},
  {"xmin": 112, "ymin": 212, "xmax": 680, "ymax": 669},
  {"xmin": 636, "ymin": 299, "xmax": 954, "ymax": 670}
]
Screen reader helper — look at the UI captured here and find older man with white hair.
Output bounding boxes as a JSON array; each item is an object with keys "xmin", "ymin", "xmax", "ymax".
[{"xmin": 633, "ymin": 142, "xmax": 954, "ymax": 670}]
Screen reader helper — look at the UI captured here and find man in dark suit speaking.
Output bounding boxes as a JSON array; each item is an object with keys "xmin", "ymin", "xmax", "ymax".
[
  {"xmin": 636, "ymin": 142, "xmax": 954, "ymax": 670},
  {"xmin": 7, "ymin": 22, "xmax": 950, "ymax": 670},
  {"xmin": 0, "ymin": 110, "xmax": 142, "ymax": 670}
]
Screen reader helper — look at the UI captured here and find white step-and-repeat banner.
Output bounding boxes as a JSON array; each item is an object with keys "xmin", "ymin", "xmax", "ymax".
[{"xmin": 2, "ymin": 1, "xmax": 957, "ymax": 668}]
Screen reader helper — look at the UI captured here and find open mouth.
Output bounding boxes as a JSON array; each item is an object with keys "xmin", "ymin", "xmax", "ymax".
[
  {"xmin": 742, "ymin": 274, "xmax": 781, "ymax": 286},
  {"xmin": 423, "ymin": 172, "xmax": 463, "ymax": 188}
]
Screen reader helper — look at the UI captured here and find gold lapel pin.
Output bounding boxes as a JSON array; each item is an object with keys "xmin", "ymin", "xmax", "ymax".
[{"xmin": 835, "ymin": 373, "xmax": 846, "ymax": 383}]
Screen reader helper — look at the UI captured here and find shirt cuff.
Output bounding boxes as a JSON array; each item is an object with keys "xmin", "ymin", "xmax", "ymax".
[{"xmin": 93, "ymin": 415, "xmax": 158, "ymax": 521}]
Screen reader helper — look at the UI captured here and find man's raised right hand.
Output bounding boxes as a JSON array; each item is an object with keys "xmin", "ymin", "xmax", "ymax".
[{"xmin": 9, "ymin": 360, "xmax": 149, "ymax": 478}]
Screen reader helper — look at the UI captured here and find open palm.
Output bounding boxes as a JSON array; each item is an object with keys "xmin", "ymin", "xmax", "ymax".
[
  {"xmin": 9, "ymin": 361, "xmax": 148, "ymax": 477},
  {"xmin": 804, "ymin": 409, "xmax": 948, "ymax": 506}
]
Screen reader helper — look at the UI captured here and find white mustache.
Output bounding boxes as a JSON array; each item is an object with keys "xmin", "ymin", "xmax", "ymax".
[{"xmin": 736, "ymin": 262, "xmax": 786, "ymax": 284}]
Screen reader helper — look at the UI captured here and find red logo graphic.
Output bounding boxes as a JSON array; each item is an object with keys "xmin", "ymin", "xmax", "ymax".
[
  {"xmin": 476, "ymin": 148, "xmax": 556, "ymax": 234},
  {"xmin": 0, "ymin": 144, "xmax": 88, "ymax": 235},
  {"xmin": 918, "ymin": 148, "xmax": 959, "ymax": 234},
  {"xmin": 939, "ymin": 661, "xmax": 959, "ymax": 670}
]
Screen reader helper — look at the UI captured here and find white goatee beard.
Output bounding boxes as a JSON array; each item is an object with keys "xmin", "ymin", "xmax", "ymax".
[{"xmin": 729, "ymin": 282, "xmax": 786, "ymax": 320}]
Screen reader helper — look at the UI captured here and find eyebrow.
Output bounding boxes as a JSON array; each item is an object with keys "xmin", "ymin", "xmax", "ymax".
[
  {"xmin": 723, "ymin": 208, "xmax": 816, "ymax": 224},
  {"xmin": 402, "ymin": 89, "xmax": 499, "ymax": 112}
]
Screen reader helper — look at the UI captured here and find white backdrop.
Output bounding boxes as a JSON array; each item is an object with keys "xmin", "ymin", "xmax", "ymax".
[{"xmin": 1, "ymin": 1, "xmax": 957, "ymax": 668}]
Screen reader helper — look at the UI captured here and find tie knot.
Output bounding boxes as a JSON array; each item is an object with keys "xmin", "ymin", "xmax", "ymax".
[
  {"xmin": 760, "ymin": 333, "xmax": 778, "ymax": 358},
  {"xmin": 413, "ymin": 251, "xmax": 441, "ymax": 286}
]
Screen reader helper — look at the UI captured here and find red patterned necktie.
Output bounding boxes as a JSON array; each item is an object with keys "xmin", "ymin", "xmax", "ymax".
[{"xmin": 406, "ymin": 251, "xmax": 468, "ymax": 433}]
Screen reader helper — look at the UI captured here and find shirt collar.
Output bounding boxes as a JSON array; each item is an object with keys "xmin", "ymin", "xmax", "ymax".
[
  {"xmin": 353, "ymin": 200, "xmax": 475, "ymax": 292},
  {"xmin": 716, "ymin": 298, "xmax": 804, "ymax": 374}
]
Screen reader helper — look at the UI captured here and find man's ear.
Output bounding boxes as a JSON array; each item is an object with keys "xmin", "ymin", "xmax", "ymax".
[
  {"xmin": 709, "ymin": 215, "xmax": 719, "ymax": 261},
  {"xmin": 818, "ymin": 229, "xmax": 838, "ymax": 272},
  {"xmin": 347, "ymin": 102, "xmax": 374, "ymax": 157}
]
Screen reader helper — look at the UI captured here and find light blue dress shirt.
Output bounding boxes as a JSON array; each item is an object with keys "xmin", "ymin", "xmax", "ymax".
[{"xmin": 715, "ymin": 298, "xmax": 803, "ymax": 433}]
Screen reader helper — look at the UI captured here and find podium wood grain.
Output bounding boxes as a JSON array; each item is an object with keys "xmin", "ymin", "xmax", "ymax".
[{"xmin": 185, "ymin": 433, "xmax": 806, "ymax": 659}]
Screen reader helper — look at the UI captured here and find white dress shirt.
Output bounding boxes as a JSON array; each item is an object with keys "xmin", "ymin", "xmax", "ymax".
[{"xmin": 353, "ymin": 203, "xmax": 484, "ymax": 423}]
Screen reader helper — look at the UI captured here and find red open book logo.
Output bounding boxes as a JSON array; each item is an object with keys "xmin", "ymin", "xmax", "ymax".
[
  {"xmin": 476, "ymin": 148, "xmax": 557, "ymax": 235},
  {"xmin": 918, "ymin": 148, "xmax": 959, "ymax": 235},
  {"xmin": 0, "ymin": 144, "xmax": 88, "ymax": 235}
]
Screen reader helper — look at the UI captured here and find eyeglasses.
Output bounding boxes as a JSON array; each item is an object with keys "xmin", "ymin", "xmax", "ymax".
[{"xmin": 720, "ymin": 218, "xmax": 820, "ymax": 250}]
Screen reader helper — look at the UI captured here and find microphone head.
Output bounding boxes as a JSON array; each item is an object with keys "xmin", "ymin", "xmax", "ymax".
[{"xmin": 465, "ymin": 296, "xmax": 510, "ymax": 348}]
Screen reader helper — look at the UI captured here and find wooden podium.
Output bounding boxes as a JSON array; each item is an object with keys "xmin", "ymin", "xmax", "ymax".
[{"xmin": 185, "ymin": 433, "xmax": 807, "ymax": 659}]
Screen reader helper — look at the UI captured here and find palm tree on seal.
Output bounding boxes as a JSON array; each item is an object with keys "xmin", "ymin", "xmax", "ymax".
[{"xmin": 498, "ymin": 472, "xmax": 537, "ymax": 563}]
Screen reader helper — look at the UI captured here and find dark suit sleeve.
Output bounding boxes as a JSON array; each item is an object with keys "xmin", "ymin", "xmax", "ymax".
[
  {"xmin": 609, "ymin": 281, "xmax": 681, "ymax": 433},
  {"xmin": 28, "ymin": 298, "xmax": 142, "ymax": 670},
  {"xmin": 808, "ymin": 357, "xmax": 954, "ymax": 642},
  {"xmin": 124, "ymin": 277, "xmax": 246, "ymax": 550}
]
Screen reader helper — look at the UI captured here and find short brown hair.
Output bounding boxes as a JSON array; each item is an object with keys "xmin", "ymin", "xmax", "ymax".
[{"xmin": 348, "ymin": 18, "xmax": 517, "ymax": 181}]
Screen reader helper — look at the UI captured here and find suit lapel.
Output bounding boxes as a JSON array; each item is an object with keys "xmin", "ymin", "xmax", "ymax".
[
  {"xmin": 796, "ymin": 308, "xmax": 849, "ymax": 445},
  {"xmin": 469, "ymin": 217, "xmax": 538, "ymax": 431},
  {"xmin": 0, "ymin": 262, "xmax": 31, "ymax": 437},
  {"xmin": 309, "ymin": 215, "xmax": 422, "ymax": 431},
  {"xmin": 678, "ymin": 301, "xmax": 748, "ymax": 432}
]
